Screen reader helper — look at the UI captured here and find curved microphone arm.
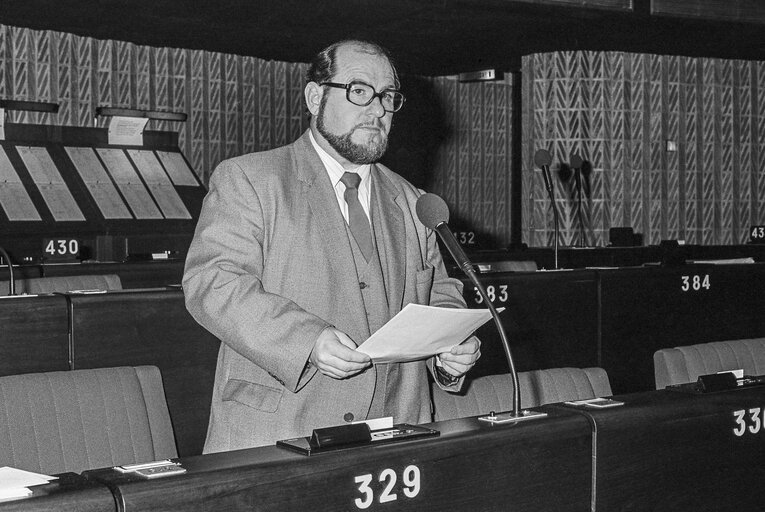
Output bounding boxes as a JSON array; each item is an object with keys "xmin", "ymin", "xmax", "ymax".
[
  {"xmin": 464, "ymin": 266, "xmax": 520, "ymax": 416},
  {"xmin": 0, "ymin": 246, "xmax": 15, "ymax": 296}
]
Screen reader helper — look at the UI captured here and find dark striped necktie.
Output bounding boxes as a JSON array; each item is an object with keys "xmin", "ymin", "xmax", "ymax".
[{"xmin": 340, "ymin": 172, "xmax": 373, "ymax": 262}]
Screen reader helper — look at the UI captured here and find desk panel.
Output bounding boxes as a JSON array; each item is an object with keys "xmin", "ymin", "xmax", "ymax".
[
  {"xmin": 68, "ymin": 289, "xmax": 220, "ymax": 457},
  {"xmin": 86, "ymin": 410, "xmax": 592, "ymax": 512},
  {"xmin": 599, "ymin": 264, "xmax": 765, "ymax": 393},
  {"xmin": 462, "ymin": 270, "xmax": 600, "ymax": 378},
  {"xmin": 0, "ymin": 294, "xmax": 69, "ymax": 376},
  {"xmin": 570, "ymin": 386, "xmax": 765, "ymax": 511}
]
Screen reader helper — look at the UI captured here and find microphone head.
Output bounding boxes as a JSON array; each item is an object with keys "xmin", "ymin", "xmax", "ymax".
[
  {"xmin": 533, "ymin": 149, "xmax": 552, "ymax": 168},
  {"xmin": 416, "ymin": 193, "xmax": 449, "ymax": 229},
  {"xmin": 570, "ymin": 154, "xmax": 584, "ymax": 169}
]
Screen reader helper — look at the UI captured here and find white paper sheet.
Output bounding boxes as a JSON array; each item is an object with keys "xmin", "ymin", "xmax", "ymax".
[
  {"xmin": 356, "ymin": 304, "xmax": 499, "ymax": 363},
  {"xmin": 0, "ymin": 466, "xmax": 57, "ymax": 499},
  {"xmin": 107, "ymin": 116, "xmax": 148, "ymax": 146}
]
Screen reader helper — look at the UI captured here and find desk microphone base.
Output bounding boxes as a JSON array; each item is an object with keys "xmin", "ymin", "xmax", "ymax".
[{"xmin": 478, "ymin": 409, "xmax": 548, "ymax": 424}]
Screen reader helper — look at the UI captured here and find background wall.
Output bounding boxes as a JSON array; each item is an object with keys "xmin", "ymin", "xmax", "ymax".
[
  {"xmin": 524, "ymin": 51, "xmax": 765, "ymax": 246},
  {"xmin": 2, "ymin": 24, "xmax": 763, "ymax": 248}
]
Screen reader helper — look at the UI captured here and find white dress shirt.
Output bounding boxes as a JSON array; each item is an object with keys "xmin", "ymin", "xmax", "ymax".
[{"xmin": 309, "ymin": 130, "xmax": 372, "ymax": 224}]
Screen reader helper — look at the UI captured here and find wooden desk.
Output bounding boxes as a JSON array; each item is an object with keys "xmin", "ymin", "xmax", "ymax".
[
  {"xmin": 460, "ymin": 263, "xmax": 765, "ymax": 393},
  {"xmin": 0, "ymin": 294, "xmax": 69, "ymax": 377},
  {"xmin": 555, "ymin": 385, "xmax": 765, "ymax": 511},
  {"xmin": 463, "ymin": 269, "xmax": 600, "ymax": 378},
  {"xmin": 598, "ymin": 263, "xmax": 765, "ymax": 392},
  {"xmin": 85, "ymin": 409, "xmax": 592, "ymax": 512}
]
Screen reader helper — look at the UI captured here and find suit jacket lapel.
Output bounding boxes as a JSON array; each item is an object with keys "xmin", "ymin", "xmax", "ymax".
[
  {"xmin": 293, "ymin": 132, "xmax": 371, "ymax": 339},
  {"xmin": 371, "ymin": 166, "xmax": 406, "ymax": 316}
]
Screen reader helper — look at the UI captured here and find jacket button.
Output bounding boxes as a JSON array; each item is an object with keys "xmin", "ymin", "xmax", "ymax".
[
  {"xmin": 359, "ymin": 282, "xmax": 368, "ymax": 289},
  {"xmin": 343, "ymin": 412, "xmax": 354, "ymax": 422}
]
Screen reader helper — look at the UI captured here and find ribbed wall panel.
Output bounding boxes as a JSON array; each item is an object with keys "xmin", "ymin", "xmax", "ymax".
[{"xmin": 3, "ymin": 23, "xmax": 764, "ymax": 247}]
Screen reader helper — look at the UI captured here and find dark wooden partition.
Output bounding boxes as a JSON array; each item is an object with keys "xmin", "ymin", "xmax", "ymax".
[
  {"xmin": 598, "ymin": 263, "xmax": 765, "ymax": 393},
  {"xmin": 466, "ymin": 269, "xmax": 600, "ymax": 378},
  {"xmin": 0, "ymin": 294, "xmax": 70, "ymax": 376},
  {"xmin": 562, "ymin": 386, "xmax": 765, "ymax": 510},
  {"xmin": 460, "ymin": 262, "xmax": 765, "ymax": 394},
  {"xmin": 68, "ymin": 289, "xmax": 220, "ymax": 457}
]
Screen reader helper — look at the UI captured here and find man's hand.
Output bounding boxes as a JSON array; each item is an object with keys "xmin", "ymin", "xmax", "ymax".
[
  {"xmin": 437, "ymin": 336, "xmax": 481, "ymax": 378},
  {"xmin": 309, "ymin": 327, "xmax": 372, "ymax": 379}
]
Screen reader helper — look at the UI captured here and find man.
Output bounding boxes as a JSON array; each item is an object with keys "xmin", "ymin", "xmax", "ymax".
[{"xmin": 183, "ymin": 39, "xmax": 480, "ymax": 452}]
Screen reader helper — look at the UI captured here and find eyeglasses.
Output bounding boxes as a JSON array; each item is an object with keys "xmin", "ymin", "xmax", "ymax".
[{"xmin": 320, "ymin": 81, "xmax": 405, "ymax": 113}]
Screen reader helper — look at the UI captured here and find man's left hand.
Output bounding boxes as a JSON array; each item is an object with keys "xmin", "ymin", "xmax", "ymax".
[{"xmin": 437, "ymin": 336, "xmax": 481, "ymax": 378}]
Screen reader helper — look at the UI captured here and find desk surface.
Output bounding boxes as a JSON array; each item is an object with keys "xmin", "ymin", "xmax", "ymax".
[
  {"xmin": 86, "ymin": 409, "xmax": 592, "ymax": 512},
  {"xmin": 0, "ymin": 473, "xmax": 114, "ymax": 512}
]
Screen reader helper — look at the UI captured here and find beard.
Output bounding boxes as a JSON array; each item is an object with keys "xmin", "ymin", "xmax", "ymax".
[{"xmin": 316, "ymin": 101, "xmax": 389, "ymax": 165}]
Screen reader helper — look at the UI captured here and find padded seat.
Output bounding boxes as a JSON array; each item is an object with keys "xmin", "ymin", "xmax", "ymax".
[
  {"xmin": 1, "ymin": 274, "xmax": 122, "ymax": 295},
  {"xmin": 432, "ymin": 367, "xmax": 612, "ymax": 421},
  {"xmin": 0, "ymin": 366, "xmax": 177, "ymax": 474},
  {"xmin": 654, "ymin": 338, "xmax": 765, "ymax": 389}
]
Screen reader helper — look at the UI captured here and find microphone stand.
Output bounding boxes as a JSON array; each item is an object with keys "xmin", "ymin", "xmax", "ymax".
[
  {"xmin": 0, "ymin": 246, "xmax": 15, "ymax": 295},
  {"xmin": 462, "ymin": 265, "xmax": 520, "ymax": 416},
  {"xmin": 433, "ymin": 222, "xmax": 546, "ymax": 422},
  {"xmin": 575, "ymin": 167, "xmax": 586, "ymax": 247},
  {"xmin": 541, "ymin": 166, "xmax": 560, "ymax": 269}
]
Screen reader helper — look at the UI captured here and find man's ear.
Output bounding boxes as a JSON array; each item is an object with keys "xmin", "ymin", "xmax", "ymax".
[{"xmin": 304, "ymin": 82, "xmax": 323, "ymax": 116}]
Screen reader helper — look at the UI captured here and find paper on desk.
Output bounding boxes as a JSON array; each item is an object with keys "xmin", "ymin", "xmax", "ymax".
[
  {"xmin": 356, "ymin": 304, "xmax": 501, "ymax": 363},
  {"xmin": 0, "ymin": 467, "xmax": 57, "ymax": 499}
]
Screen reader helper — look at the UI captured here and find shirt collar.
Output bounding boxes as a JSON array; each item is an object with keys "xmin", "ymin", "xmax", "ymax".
[{"xmin": 309, "ymin": 129, "xmax": 371, "ymax": 189}]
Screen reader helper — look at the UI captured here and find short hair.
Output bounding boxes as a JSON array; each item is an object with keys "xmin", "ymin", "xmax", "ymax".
[{"xmin": 306, "ymin": 39, "xmax": 399, "ymax": 88}]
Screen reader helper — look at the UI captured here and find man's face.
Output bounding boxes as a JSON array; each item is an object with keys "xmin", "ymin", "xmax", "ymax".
[{"xmin": 315, "ymin": 45, "xmax": 396, "ymax": 166}]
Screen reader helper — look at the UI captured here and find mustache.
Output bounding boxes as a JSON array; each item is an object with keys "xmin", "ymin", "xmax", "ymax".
[{"xmin": 354, "ymin": 121, "xmax": 386, "ymax": 130}]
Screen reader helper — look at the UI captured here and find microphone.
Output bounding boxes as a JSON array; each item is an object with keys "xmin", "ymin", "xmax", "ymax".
[
  {"xmin": 415, "ymin": 194, "xmax": 473, "ymax": 276},
  {"xmin": 0, "ymin": 246, "xmax": 15, "ymax": 295},
  {"xmin": 534, "ymin": 149, "xmax": 553, "ymax": 195},
  {"xmin": 533, "ymin": 149, "xmax": 560, "ymax": 269},
  {"xmin": 416, "ymin": 193, "xmax": 522, "ymax": 418}
]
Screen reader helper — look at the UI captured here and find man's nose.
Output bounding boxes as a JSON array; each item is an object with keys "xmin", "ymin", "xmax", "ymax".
[{"xmin": 365, "ymin": 95, "xmax": 386, "ymax": 118}]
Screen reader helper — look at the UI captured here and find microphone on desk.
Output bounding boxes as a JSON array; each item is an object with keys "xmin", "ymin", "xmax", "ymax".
[
  {"xmin": 0, "ymin": 246, "xmax": 15, "ymax": 296},
  {"xmin": 416, "ymin": 193, "xmax": 522, "ymax": 417},
  {"xmin": 534, "ymin": 149, "xmax": 560, "ymax": 269}
]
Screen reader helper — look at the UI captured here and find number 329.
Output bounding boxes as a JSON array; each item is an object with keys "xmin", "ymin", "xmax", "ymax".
[{"xmin": 354, "ymin": 465, "xmax": 421, "ymax": 509}]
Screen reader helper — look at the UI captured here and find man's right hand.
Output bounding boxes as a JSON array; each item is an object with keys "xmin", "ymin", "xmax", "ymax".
[{"xmin": 309, "ymin": 327, "xmax": 372, "ymax": 379}]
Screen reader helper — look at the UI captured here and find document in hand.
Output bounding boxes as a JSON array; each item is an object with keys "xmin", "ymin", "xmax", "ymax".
[{"xmin": 356, "ymin": 304, "xmax": 501, "ymax": 363}]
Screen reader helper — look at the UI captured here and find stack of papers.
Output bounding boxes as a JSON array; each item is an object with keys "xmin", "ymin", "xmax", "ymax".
[
  {"xmin": 0, "ymin": 467, "xmax": 57, "ymax": 501},
  {"xmin": 356, "ymin": 304, "xmax": 500, "ymax": 363}
]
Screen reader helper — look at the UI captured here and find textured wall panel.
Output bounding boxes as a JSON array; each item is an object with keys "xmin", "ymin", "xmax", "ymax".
[
  {"xmin": 3, "ymin": 23, "xmax": 764, "ymax": 248},
  {"xmin": 523, "ymin": 50, "xmax": 765, "ymax": 246}
]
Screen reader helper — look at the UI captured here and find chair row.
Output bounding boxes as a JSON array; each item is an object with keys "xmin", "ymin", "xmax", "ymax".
[
  {"xmin": 3, "ymin": 337, "xmax": 763, "ymax": 475},
  {"xmin": 0, "ymin": 274, "xmax": 123, "ymax": 295}
]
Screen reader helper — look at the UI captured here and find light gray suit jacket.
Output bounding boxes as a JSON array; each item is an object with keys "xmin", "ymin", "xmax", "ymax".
[{"xmin": 183, "ymin": 130, "xmax": 467, "ymax": 452}]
